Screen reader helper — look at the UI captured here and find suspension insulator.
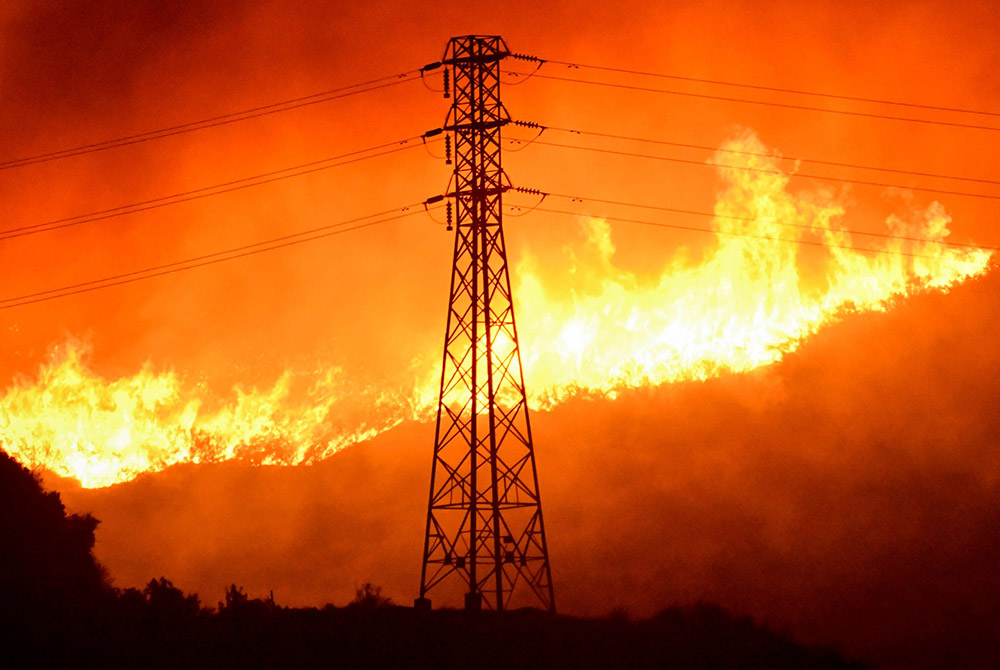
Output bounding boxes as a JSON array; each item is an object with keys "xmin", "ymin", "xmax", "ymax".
[
  {"xmin": 446, "ymin": 201, "xmax": 453, "ymax": 231},
  {"xmin": 443, "ymin": 70, "xmax": 450, "ymax": 99},
  {"xmin": 445, "ymin": 136, "xmax": 452, "ymax": 165}
]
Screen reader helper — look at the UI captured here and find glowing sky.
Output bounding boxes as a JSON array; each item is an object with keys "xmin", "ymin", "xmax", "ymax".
[{"xmin": 2, "ymin": 1, "xmax": 999, "ymax": 665}]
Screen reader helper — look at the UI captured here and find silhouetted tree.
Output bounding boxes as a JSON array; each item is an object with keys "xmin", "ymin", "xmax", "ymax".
[
  {"xmin": 217, "ymin": 583, "xmax": 276, "ymax": 618},
  {"xmin": 0, "ymin": 450, "xmax": 111, "ymax": 665},
  {"xmin": 220, "ymin": 583, "xmax": 249, "ymax": 611},
  {"xmin": 0, "ymin": 451, "xmax": 108, "ymax": 605},
  {"xmin": 0, "ymin": 449, "xmax": 861, "ymax": 668},
  {"xmin": 348, "ymin": 582, "xmax": 394, "ymax": 609},
  {"xmin": 144, "ymin": 577, "xmax": 203, "ymax": 620}
]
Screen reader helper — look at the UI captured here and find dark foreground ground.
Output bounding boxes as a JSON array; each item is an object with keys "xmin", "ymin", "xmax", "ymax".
[
  {"xmin": 0, "ymin": 449, "xmax": 858, "ymax": 669},
  {"xmin": 4, "ymin": 594, "xmax": 860, "ymax": 670}
]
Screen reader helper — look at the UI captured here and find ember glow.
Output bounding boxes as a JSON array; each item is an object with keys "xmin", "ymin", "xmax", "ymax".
[{"xmin": 1, "ymin": 132, "xmax": 990, "ymax": 488}]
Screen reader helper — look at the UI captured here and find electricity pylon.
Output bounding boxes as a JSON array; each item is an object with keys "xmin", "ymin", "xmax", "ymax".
[{"xmin": 416, "ymin": 35, "xmax": 555, "ymax": 613}]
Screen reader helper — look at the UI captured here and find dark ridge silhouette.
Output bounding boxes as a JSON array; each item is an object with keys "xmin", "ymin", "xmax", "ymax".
[{"xmin": 0, "ymin": 449, "xmax": 858, "ymax": 669}]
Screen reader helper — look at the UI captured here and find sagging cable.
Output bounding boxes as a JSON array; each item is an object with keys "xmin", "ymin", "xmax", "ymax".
[
  {"xmin": 506, "ymin": 120, "xmax": 547, "ymax": 152},
  {"xmin": 422, "ymin": 195, "xmax": 450, "ymax": 228},
  {"xmin": 503, "ymin": 54, "xmax": 547, "ymax": 85},
  {"xmin": 506, "ymin": 186, "xmax": 548, "ymax": 217},
  {"xmin": 420, "ymin": 128, "xmax": 446, "ymax": 159}
]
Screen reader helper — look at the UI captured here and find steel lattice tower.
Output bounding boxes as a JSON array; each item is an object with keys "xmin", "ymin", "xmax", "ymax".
[{"xmin": 416, "ymin": 35, "xmax": 555, "ymax": 613}]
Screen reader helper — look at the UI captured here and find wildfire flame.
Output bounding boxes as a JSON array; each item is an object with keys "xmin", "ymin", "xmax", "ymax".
[
  {"xmin": 0, "ymin": 340, "xmax": 423, "ymax": 488},
  {"xmin": 517, "ymin": 131, "xmax": 992, "ymax": 404},
  {"xmin": 1, "ymin": 131, "xmax": 991, "ymax": 487}
]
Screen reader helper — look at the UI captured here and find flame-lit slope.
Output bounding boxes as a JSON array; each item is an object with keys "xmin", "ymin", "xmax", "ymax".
[
  {"xmin": 58, "ymin": 268, "xmax": 1000, "ymax": 668},
  {"xmin": 0, "ymin": 131, "xmax": 991, "ymax": 487}
]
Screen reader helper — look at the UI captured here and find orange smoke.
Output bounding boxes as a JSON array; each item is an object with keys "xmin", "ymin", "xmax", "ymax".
[{"xmin": 1, "ymin": 131, "xmax": 990, "ymax": 487}]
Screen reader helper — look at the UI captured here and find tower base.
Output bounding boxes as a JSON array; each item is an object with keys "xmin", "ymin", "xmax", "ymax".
[{"xmin": 464, "ymin": 592, "xmax": 482, "ymax": 612}]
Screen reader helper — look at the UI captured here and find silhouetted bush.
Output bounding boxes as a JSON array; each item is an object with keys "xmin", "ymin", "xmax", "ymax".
[
  {"xmin": 0, "ymin": 450, "xmax": 111, "ymax": 666},
  {"xmin": 348, "ymin": 581, "xmax": 394, "ymax": 609},
  {"xmin": 0, "ymin": 452, "xmax": 108, "ymax": 605},
  {"xmin": 0, "ymin": 449, "xmax": 862, "ymax": 668}
]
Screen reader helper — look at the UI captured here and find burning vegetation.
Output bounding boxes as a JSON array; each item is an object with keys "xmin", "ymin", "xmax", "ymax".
[{"xmin": 1, "ymin": 132, "xmax": 990, "ymax": 488}]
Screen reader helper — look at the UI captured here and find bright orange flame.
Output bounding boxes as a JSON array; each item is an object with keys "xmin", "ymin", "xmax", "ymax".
[
  {"xmin": 517, "ymin": 131, "xmax": 991, "ymax": 405},
  {"xmin": 0, "ymin": 131, "xmax": 990, "ymax": 488},
  {"xmin": 0, "ymin": 340, "xmax": 423, "ymax": 487}
]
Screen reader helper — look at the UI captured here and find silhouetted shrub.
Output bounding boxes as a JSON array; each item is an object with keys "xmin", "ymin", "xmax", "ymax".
[
  {"xmin": 0, "ymin": 449, "xmax": 862, "ymax": 668},
  {"xmin": 348, "ymin": 582, "xmax": 394, "ymax": 609},
  {"xmin": 0, "ymin": 451, "xmax": 108, "ymax": 607}
]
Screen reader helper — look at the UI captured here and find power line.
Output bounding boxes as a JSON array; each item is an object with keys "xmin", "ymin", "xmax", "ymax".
[
  {"xmin": 523, "ymin": 122, "xmax": 1000, "ymax": 187},
  {"xmin": 517, "ymin": 189, "xmax": 1000, "ymax": 253},
  {"xmin": 522, "ymin": 139, "xmax": 1000, "ymax": 201},
  {"xmin": 0, "ymin": 70, "xmax": 424, "ymax": 171},
  {"xmin": 0, "ymin": 203, "xmax": 440, "ymax": 310},
  {"xmin": 1, "ymin": 133, "xmax": 440, "ymax": 241},
  {"xmin": 508, "ymin": 71, "xmax": 1000, "ymax": 133},
  {"xmin": 524, "ymin": 205, "xmax": 992, "ymax": 267},
  {"xmin": 529, "ymin": 57, "xmax": 1000, "ymax": 119}
]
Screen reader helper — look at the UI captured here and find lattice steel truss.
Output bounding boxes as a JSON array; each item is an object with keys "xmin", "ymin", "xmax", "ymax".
[{"xmin": 417, "ymin": 35, "xmax": 555, "ymax": 612}]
